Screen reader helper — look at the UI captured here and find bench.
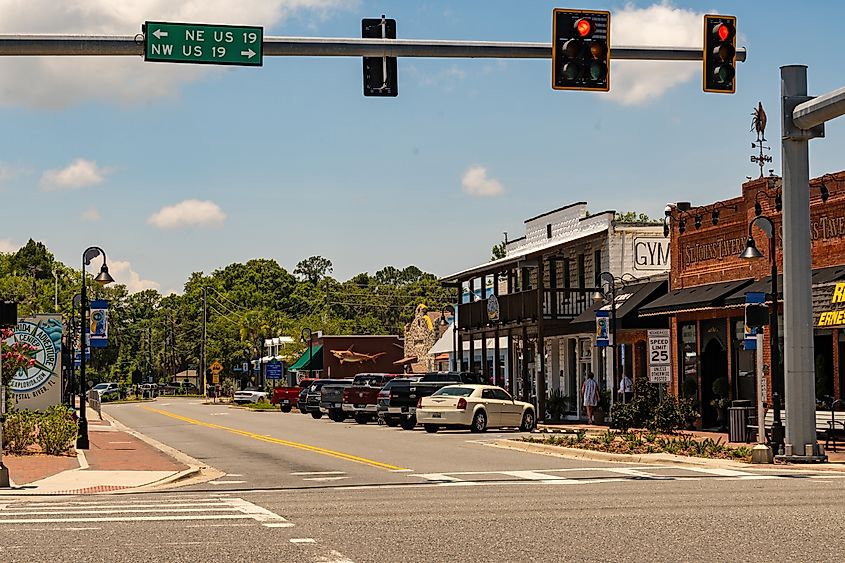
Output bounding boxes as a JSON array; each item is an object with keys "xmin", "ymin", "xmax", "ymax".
[{"xmin": 747, "ymin": 408, "xmax": 845, "ymax": 451}]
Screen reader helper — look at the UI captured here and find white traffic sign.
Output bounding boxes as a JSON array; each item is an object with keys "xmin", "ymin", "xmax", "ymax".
[{"xmin": 648, "ymin": 329, "xmax": 671, "ymax": 384}]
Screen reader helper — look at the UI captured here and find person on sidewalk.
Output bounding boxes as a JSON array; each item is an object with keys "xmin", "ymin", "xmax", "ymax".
[
  {"xmin": 582, "ymin": 371, "xmax": 599, "ymax": 424},
  {"xmin": 618, "ymin": 373, "xmax": 634, "ymax": 404}
]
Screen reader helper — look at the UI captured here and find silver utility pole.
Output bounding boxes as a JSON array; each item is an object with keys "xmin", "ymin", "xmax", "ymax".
[
  {"xmin": 0, "ymin": 34, "xmax": 746, "ymax": 62},
  {"xmin": 202, "ymin": 286, "xmax": 207, "ymax": 397},
  {"xmin": 780, "ymin": 65, "xmax": 845, "ymax": 459}
]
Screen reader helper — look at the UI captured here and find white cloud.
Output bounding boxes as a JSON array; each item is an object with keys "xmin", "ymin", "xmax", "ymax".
[
  {"xmin": 108, "ymin": 260, "xmax": 161, "ymax": 293},
  {"xmin": 148, "ymin": 199, "xmax": 226, "ymax": 229},
  {"xmin": 407, "ymin": 64, "xmax": 467, "ymax": 89},
  {"xmin": 0, "ymin": 239, "xmax": 20, "ymax": 253},
  {"xmin": 461, "ymin": 165, "xmax": 504, "ymax": 197},
  {"xmin": 0, "ymin": 0, "xmax": 353, "ymax": 109},
  {"xmin": 41, "ymin": 158, "xmax": 110, "ymax": 191},
  {"xmin": 606, "ymin": 2, "xmax": 703, "ymax": 106},
  {"xmin": 81, "ymin": 207, "xmax": 102, "ymax": 221}
]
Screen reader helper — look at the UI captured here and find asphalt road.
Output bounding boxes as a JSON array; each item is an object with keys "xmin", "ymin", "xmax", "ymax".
[{"xmin": 3, "ymin": 398, "xmax": 845, "ymax": 563}]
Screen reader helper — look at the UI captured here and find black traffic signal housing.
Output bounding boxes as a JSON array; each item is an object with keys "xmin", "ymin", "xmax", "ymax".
[
  {"xmin": 552, "ymin": 8, "xmax": 610, "ymax": 92},
  {"xmin": 745, "ymin": 303, "xmax": 769, "ymax": 330},
  {"xmin": 703, "ymin": 14, "xmax": 736, "ymax": 93},
  {"xmin": 362, "ymin": 16, "xmax": 398, "ymax": 97}
]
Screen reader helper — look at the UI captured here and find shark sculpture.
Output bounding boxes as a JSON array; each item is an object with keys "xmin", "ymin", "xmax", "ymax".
[{"xmin": 330, "ymin": 345, "xmax": 386, "ymax": 364}]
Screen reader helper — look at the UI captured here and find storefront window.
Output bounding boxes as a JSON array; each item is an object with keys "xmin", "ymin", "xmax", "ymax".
[
  {"xmin": 732, "ymin": 319, "xmax": 756, "ymax": 403},
  {"xmin": 680, "ymin": 323, "xmax": 697, "ymax": 398}
]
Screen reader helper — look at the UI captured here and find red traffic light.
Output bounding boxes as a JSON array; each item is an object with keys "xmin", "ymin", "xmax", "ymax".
[
  {"xmin": 714, "ymin": 22, "xmax": 733, "ymax": 41},
  {"xmin": 575, "ymin": 18, "xmax": 592, "ymax": 37}
]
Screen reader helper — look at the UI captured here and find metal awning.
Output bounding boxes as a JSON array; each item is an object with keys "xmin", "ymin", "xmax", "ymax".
[
  {"xmin": 568, "ymin": 281, "xmax": 667, "ymax": 331},
  {"xmin": 289, "ymin": 344, "xmax": 322, "ymax": 371},
  {"xmin": 639, "ymin": 279, "xmax": 754, "ymax": 317}
]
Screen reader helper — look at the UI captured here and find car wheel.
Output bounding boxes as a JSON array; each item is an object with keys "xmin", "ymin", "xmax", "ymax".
[
  {"xmin": 310, "ymin": 411, "xmax": 323, "ymax": 419},
  {"xmin": 520, "ymin": 410, "xmax": 536, "ymax": 432},
  {"xmin": 281, "ymin": 405, "xmax": 292, "ymax": 413},
  {"xmin": 355, "ymin": 414, "xmax": 370, "ymax": 425},
  {"xmin": 424, "ymin": 424, "xmax": 439, "ymax": 433},
  {"xmin": 330, "ymin": 411, "xmax": 346, "ymax": 422},
  {"xmin": 400, "ymin": 415, "xmax": 417, "ymax": 430},
  {"xmin": 385, "ymin": 417, "xmax": 399, "ymax": 428},
  {"xmin": 471, "ymin": 411, "xmax": 487, "ymax": 433}
]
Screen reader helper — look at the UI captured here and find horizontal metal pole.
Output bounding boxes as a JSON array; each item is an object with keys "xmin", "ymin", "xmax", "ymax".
[
  {"xmin": 0, "ymin": 34, "xmax": 747, "ymax": 62},
  {"xmin": 793, "ymin": 85, "xmax": 845, "ymax": 130}
]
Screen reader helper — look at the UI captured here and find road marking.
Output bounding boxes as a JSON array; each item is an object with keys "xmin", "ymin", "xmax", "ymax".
[
  {"xmin": 500, "ymin": 470, "xmax": 572, "ymax": 482},
  {"xmin": 209, "ymin": 480, "xmax": 246, "ymax": 485},
  {"xmin": 291, "ymin": 471, "xmax": 346, "ymax": 476},
  {"xmin": 143, "ymin": 406, "xmax": 409, "ymax": 471},
  {"xmin": 302, "ymin": 476, "xmax": 348, "ymax": 482},
  {"xmin": 226, "ymin": 473, "xmax": 244, "ymax": 477},
  {"xmin": 290, "ymin": 538, "xmax": 316, "ymax": 544}
]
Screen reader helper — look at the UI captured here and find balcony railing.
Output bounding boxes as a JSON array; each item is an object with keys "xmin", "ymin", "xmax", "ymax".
[{"xmin": 457, "ymin": 288, "xmax": 594, "ymax": 330}]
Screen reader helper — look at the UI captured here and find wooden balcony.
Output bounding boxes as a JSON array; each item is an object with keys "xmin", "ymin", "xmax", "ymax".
[{"xmin": 457, "ymin": 288, "xmax": 594, "ymax": 330}]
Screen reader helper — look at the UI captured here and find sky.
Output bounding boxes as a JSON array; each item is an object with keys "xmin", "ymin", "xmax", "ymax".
[{"xmin": 1, "ymin": 0, "xmax": 844, "ymax": 295}]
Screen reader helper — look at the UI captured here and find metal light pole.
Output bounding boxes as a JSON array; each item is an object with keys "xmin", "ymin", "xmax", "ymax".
[
  {"xmin": 77, "ymin": 247, "xmax": 114, "ymax": 450},
  {"xmin": 593, "ymin": 272, "xmax": 617, "ymax": 398},
  {"xmin": 739, "ymin": 215, "xmax": 785, "ymax": 453},
  {"xmin": 301, "ymin": 328, "xmax": 313, "ymax": 380}
]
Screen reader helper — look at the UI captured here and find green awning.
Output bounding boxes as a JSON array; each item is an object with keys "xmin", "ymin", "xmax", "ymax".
[{"xmin": 289, "ymin": 345, "xmax": 322, "ymax": 371}]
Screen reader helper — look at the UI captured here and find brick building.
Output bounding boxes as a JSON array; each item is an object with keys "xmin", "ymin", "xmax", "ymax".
[{"xmin": 640, "ymin": 171, "xmax": 845, "ymax": 428}]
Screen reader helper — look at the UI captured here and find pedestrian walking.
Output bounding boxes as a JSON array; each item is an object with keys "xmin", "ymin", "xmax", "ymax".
[
  {"xmin": 618, "ymin": 373, "xmax": 634, "ymax": 404},
  {"xmin": 582, "ymin": 371, "xmax": 600, "ymax": 424}
]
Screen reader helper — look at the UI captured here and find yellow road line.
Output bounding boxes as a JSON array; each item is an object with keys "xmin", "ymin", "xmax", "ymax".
[{"xmin": 142, "ymin": 406, "xmax": 409, "ymax": 472}]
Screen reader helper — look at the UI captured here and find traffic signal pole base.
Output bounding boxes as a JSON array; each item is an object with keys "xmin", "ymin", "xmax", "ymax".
[
  {"xmin": 750, "ymin": 444, "xmax": 773, "ymax": 464},
  {"xmin": 0, "ymin": 463, "xmax": 10, "ymax": 488},
  {"xmin": 775, "ymin": 442, "xmax": 827, "ymax": 463},
  {"xmin": 76, "ymin": 419, "xmax": 89, "ymax": 450}
]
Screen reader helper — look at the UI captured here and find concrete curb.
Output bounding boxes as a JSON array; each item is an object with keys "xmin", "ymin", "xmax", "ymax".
[{"xmin": 101, "ymin": 409, "xmax": 224, "ymax": 490}]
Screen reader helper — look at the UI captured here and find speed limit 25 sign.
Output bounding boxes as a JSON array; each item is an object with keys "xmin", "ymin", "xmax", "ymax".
[{"xmin": 647, "ymin": 329, "xmax": 671, "ymax": 384}]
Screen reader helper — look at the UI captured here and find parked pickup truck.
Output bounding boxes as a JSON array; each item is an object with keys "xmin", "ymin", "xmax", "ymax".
[
  {"xmin": 270, "ymin": 379, "xmax": 315, "ymax": 412},
  {"xmin": 303, "ymin": 379, "xmax": 349, "ymax": 419},
  {"xmin": 341, "ymin": 373, "xmax": 400, "ymax": 424},
  {"xmin": 378, "ymin": 372, "xmax": 483, "ymax": 430},
  {"xmin": 320, "ymin": 379, "xmax": 356, "ymax": 422}
]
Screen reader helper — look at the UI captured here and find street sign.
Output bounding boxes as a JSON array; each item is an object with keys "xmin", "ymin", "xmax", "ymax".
[
  {"xmin": 144, "ymin": 22, "xmax": 263, "ymax": 67},
  {"xmin": 209, "ymin": 360, "xmax": 223, "ymax": 375},
  {"xmin": 647, "ymin": 329, "xmax": 671, "ymax": 384},
  {"xmin": 266, "ymin": 360, "xmax": 284, "ymax": 380}
]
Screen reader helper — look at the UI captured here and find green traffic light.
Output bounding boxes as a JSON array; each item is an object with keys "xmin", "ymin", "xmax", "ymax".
[
  {"xmin": 588, "ymin": 61, "xmax": 607, "ymax": 81},
  {"xmin": 563, "ymin": 62, "xmax": 581, "ymax": 81},
  {"xmin": 713, "ymin": 64, "xmax": 735, "ymax": 84}
]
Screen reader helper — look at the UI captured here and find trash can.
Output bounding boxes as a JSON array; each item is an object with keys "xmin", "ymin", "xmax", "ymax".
[{"xmin": 728, "ymin": 400, "xmax": 753, "ymax": 443}]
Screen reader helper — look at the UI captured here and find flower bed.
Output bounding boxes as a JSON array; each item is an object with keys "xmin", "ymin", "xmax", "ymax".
[{"xmin": 524, "ymin": 429, "xmax": 753, "ymax": 462}]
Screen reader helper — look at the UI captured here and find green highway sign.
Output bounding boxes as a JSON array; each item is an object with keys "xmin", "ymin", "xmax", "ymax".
[{"xmin": 144, "ymin": 21, "xmax": 263, "ymax": 67}]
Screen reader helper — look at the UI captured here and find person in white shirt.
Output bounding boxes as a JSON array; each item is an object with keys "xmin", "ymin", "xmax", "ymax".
[
  {"xmin": 618, "ymin": 373, "xmax": 634, "ymax": 404},
  {"xmin": 582, "ymin": 371, "xmax": 599, "ymax": 424}
]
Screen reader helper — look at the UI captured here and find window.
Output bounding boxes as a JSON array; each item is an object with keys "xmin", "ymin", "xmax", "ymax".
[
  {"xmin": 594, "ymin": 250, "xmax": 602, "ymax": 285},
  {"xmin": 577, "ymin": 254, "xmax": 585, "ymax": 288},
  {"xmin": 482, "ymin": 389, "xmax": 495, "ymax": 399},
  {"xmin": 492, "ymin": 388, "xmax": 512, "ymax": 401},
  {"xmin": 433, "ymin": 386, "xmax": 474, "ymax": 397},
  {"xmin": 548, "ymin": 258, "xmax": 557, "ymax": 288},
  {"xmin": 563, "ymin": 257, "xmax": 571, "ymax": 289},
  {"xmin": 547, "ymin": 224, "xmax": 552, "ymax": 239}
]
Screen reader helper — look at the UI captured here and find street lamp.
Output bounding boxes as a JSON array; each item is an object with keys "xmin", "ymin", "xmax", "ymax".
[
  {"xmin": 439, "ymin": 305, "xmax": 456, "ymax": 372},
  {"xmin": 301, "ymin": 328, "xmax": 313, "ymax": 379},
  {"xmin": 739, "ymin": 215, "xmax": 785, "ymax": 453},
  {"xmin": 592, "ymin": 272, "xmax": 617, "ymax": 399},
  {"xmin": 77, "ymin": 246, "xmax": 114, "ymax": 450}
]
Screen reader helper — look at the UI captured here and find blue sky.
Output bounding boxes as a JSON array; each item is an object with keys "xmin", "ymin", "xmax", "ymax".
[{"xmin": 1, "ymin": 0, "xmax": 844, "ymax": 293}]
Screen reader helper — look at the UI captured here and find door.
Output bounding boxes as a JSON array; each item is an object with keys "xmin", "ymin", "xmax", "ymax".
[
  {"xmin": 493, "ymin": 388, "xmax": 521, "ymax": 426},
  {"xmin": 481, "ymin": 388, "xmax": 503, "ymax": 426}
]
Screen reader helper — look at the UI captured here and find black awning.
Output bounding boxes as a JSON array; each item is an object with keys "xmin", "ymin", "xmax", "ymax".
[
  {"xmin": 723, "ymin": 275, "xmax": 783, "ymax": 306},
  {"xmin": 568, "ymin": 280, "xmax": 667, "ymax": 332},
  {"xmin": 639, "ymin": 279, "xmax": 753, "ymax": 317}
]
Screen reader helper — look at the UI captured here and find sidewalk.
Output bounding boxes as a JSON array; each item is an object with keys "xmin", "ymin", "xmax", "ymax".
[
  {"xmin": 1, "ymin": 416, "xmax": 202, "ymax": 496},
  {"xmin": 534, "ymin": 422, "xmax": 845, "ymax": 464}
]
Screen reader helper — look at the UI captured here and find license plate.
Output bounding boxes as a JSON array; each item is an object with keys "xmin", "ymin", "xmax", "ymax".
[
  {"xmin": 432, "ymin": 412, "xmax": 442, "ymax": 418},
  {"xmin": 355, "ymin": 404, "xmax": 367, "ymax": 409},
  {"xmin": 334, "ymin": 403, "xmax": 341, "ymax": 408},
  {"xmin": 282, "ymin": 400, "xmax": 290, "ymax": 405}
]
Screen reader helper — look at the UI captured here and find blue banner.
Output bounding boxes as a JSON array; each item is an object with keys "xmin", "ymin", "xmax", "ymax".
[
  {"xmin": 89, "ymin": 299, "xmax": 109, "ymax": 348},
  {"xmin": 596, "ymin": 310, "xmax": 610, "ymax": 347}
]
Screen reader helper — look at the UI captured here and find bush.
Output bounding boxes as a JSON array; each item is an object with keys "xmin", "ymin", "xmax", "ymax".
[
  {"xmin": 610, "ymin": 376, "xmax": 698, "ymax": 434},
  {"xmin": 545, "ymin": 389, "xmax": 569, "ymax": 422},
  {"xmin": 3, "ymin": 410, "xmax": 38, "ymax": 454},
  {"xmin": 36, "ymin": 405, "xmax": 78, "ymax": 455}
]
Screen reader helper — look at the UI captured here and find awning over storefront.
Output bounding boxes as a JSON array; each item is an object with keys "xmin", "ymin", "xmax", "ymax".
[
  {"xmin": 568, "ymin": 280, "xmax": 667, "ymax": 332},
  {"xmin": 289, "ymin": 344, "xmax": 323, "ymax": 371},
  {"xmin": 639, "ymin": 279, "xmax": 753, "ymax": 317}
]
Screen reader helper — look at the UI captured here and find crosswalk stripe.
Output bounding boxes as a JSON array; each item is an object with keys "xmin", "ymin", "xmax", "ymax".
[{"xmin": 500, "ymin": 471, "xmax": 572, "ymax": 481}]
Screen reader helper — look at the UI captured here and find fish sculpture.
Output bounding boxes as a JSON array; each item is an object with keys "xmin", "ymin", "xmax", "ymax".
[{"xmin": 330, "ymin": 346, "xmax": 386, "ymax": 364}]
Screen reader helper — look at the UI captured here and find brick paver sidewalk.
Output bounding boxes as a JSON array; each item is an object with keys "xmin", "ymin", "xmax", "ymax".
[{"xmin": 86, "ymin": 419, "xmax": 186, "ymax": 472}]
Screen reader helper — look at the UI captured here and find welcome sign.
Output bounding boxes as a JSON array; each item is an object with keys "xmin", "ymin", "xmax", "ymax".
[{"xmin": 3, "ymin": 314, "xmax": 63, "ymax": 410}]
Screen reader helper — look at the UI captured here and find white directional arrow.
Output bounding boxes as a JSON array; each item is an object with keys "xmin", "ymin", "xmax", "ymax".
[
  {"xmin": 241, "ymin": 48, "xmax": 256, "ymax": 59},
  {"xmin": 152, "ymin": 29, "xmax": 168, "ymax": 40}
]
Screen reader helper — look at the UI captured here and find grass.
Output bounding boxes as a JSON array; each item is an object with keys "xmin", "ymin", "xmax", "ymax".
[
  {"xmin": 524, "ymin": 430, "xmax": 754, "ymax": 462},
  {"xmin": 244, "ymin": 400, "xmax": 279, "ymax": 411}
]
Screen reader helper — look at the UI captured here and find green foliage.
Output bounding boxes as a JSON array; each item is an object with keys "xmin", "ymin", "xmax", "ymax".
[
  {"xmin": 610, "ymin": 376, "xmax": 698, "ymax": 433},
  {"xmin": 491, "ymin": 242, "xmax": 506, "ymax": 260},
  {"xmin": 36, "ymin": 406, "xmax": 78, "ymax": 455},
  {"xmin": 545, "ymin": 389, "xmax": 569, "ymax": 421},
  {"xmin": 2, "ymin": 410, "xmax": 38, "ymax": 454},
  {"xmin": 614, "ymin": 211, "xmax": 661, "ymax": 224},
  {"xmin": 294, "ymin": 256, "xmax": 333, "ymax": 284},
  {"xmin": 682, "ymin": 376, "xmax": 698, "ymax": 399}
]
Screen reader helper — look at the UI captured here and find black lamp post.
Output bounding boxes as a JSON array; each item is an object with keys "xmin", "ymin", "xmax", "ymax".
[
  {"xmin": 301, "ymin": 328, "xmax": 314, "ymax": 379},
  {"xmin": 439, "ymin": 305, "xmax": 456, "ymax": 371},
  {"xmin": 592, "ymin": 272, "xmax": 618, "ymax": 398},
  {"xmin": 77, "ymin": 247, "xmax": 114, "ymax": 450},
  {"xmin": 739, "ymin": 215, "xmax": 784, "ymax": 452}
]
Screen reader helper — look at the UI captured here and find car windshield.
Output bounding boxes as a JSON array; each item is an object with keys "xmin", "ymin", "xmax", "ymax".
[
  {"xmin": 92, "ymin": 383, "xmax": 110, "ymax": 389},
  {"xmin": 433, "ymin": 387, "xmax": 474, "ymax": 397}
]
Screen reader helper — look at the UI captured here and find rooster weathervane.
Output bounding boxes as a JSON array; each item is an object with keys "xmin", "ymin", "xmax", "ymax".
[{"xmin": 750, "ymin": 102, "xmax": 772, "ymax": 177}]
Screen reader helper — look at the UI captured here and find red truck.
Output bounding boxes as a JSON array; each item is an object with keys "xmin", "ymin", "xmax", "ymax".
[
  {"xmin": 341, "ymin": 373, "xmax": 400, "ymax": 424},
  {"xmin": 271, "ymin": 379, "xmax": 315, "ymax": 412}
]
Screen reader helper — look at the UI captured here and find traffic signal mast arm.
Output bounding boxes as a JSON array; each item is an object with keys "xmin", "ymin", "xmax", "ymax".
[{"xmin": 0, "ymin": 34, "xmax": 747, "ymax": 61}]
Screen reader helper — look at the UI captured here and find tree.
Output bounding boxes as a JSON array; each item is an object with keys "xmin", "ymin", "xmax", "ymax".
[
  {"xmin": 491, "ymin": 242, "xmax": 506, "ymax": 260},
  {"xmin": 294, "ymin": 256, "xmax": 333, "ymax": 285},
  {"xmin": 614, "ymin": 211, "xmax": 661, "ymax": 224}
]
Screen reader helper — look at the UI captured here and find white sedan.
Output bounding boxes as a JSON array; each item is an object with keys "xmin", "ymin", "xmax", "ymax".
[
  {"xmin": 416, "ymin": 384, "xmax": 535, "ymax": 433},
  {"xmin": 233, "ymin": 388, "xmax": 269, "ymax": 404}
]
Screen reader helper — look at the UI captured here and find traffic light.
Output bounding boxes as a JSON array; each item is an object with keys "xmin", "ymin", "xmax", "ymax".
[
  {"xmin": 362, "ymin": 16, "xmax": 398, "ymax": 97},
  {"xmin": 552, "ymin": 8, "xmax": 610, "ymax": 92},
  {"xmin": 745, "ymin": 303, "xmax": 768, "ymax": 329},
  {"xmin": 703, "ymin": 15, "xmax": 736, "ymax": 93}
]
